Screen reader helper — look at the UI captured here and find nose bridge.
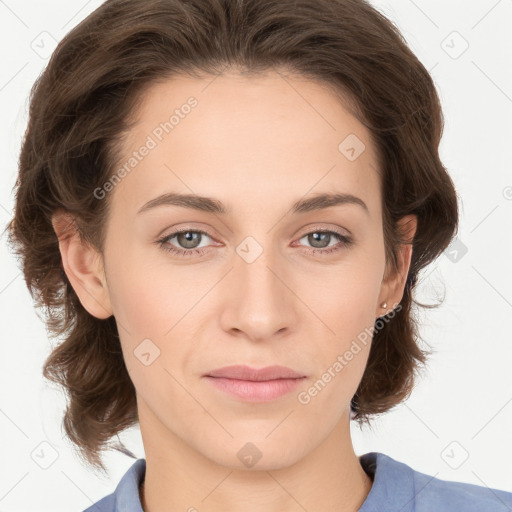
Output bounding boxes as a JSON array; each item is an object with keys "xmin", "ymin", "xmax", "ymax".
[
  {"xmin": 236, "ymin": 238, "xmax": 282, "ymax": 296},
  {"xmin": 222, "ymin": 234, "xmax": 298, "ymax": 339}
]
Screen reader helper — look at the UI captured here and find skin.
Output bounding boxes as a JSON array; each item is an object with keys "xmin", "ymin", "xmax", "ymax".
[{"xmin": 52, "ymin": 69, "xmax": 416, "ymax": 512}]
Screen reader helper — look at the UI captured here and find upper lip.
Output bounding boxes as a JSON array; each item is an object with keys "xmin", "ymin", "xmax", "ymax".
[{"xmin": 205, "ymin": 365, "xmax": 306, "ymax": 381}]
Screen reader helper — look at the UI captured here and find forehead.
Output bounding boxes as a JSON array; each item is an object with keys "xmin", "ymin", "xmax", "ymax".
[{"xmin": 109, "ymin": 70, "xmax": 381, "ymax": 220}]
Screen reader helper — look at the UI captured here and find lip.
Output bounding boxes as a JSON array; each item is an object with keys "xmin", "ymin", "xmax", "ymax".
[
  {"xmin": 205, "ymin": 364, "xmax": 306, "ymax": 380},
  {"xmin": 203, "ymin": 365, "xmax": 307, "ymax": 402}
]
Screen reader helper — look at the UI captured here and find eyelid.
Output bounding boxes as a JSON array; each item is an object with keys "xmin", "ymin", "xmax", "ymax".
[{"xmin": 295, "ymin": 223, "xmax": 352, "ymax": 239}]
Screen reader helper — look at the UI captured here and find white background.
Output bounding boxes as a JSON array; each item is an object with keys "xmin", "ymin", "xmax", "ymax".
[{"xmin": 1, "ymin": 0, "xmax": 511, "ymax": 511}]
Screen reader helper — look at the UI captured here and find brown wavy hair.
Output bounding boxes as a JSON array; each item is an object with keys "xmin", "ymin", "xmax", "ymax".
[{"xmin": 5, "ymin": 0, "xmax": 459, "ymax": 474}]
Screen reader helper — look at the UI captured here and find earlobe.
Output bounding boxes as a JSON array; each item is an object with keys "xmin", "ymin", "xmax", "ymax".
[
  {"xmin": 376, "ymin": 214, "xmax": 417, "ymax": 318},
  {"xmin": 51, "ymin": 209, "xmax": 113, "ymax": 320}
]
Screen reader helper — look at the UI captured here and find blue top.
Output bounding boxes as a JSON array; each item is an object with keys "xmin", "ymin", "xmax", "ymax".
[{"xmin": 83, "ymin": 451, "xmax": 512, "ymax": 511}]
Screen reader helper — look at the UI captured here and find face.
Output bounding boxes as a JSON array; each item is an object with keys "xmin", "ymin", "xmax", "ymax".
[{"xmin": 61, "ymin": 69, "xmax": 415, "ymax": 470}]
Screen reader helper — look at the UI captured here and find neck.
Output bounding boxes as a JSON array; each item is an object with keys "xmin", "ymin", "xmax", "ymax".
[{"xmin": 138, "ymin": 407, "xmax": 374, "ymax": 512}]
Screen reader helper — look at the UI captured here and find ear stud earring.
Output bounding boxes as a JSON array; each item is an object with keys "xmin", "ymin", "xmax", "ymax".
[{"xmin": 381, "ymin": 302, "xmax": 387, "ymax": 308}]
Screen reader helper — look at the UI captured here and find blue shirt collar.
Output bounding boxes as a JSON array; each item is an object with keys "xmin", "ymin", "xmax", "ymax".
[{"xmin": 358, "ymin": 452, "xmax": 415, "ymax": 512}]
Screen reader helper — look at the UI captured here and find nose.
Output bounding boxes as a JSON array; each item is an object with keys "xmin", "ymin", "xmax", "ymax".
[{"xmin": 218, "ymin": 242, "xmax": 300, "ymax": 342}]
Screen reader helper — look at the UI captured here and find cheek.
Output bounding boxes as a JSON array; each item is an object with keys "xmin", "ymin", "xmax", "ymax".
[
  {"xmin": 297, "ymin": 272, "xmax": 378, "ymax": 412},
  {"xmin": 106, "ymin": 263, "xmax": 195, "ymax": 409},
  {"xmin": 304, "ymin": 258, "xmax": 383, "ymax": 333},
  {"xmin": 295, "ymin": 248, "xmax": 383, "ymax": 385},
  {"xmin": 104, "ymin": 246, "xmax": 201, "ymax": 370},
  {"xmin": 105, "ymin": 240, "xmax": 179, "ymax": 334}
]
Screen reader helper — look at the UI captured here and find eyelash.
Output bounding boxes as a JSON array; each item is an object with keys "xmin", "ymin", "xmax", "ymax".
[{"xmin": 157, "ymin": 227, "xmax": 353, "ymax": 257}]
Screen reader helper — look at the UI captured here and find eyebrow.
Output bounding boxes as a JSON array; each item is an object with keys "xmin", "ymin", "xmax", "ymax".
[{"xmin": 137, "ymin": 192, "xmax": 369, "ymax": 216}]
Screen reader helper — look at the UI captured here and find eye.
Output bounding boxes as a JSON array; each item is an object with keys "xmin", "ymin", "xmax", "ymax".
[
  {"xmin": 157, "ymin": 227, "xmax": 353, "ymax": 257},
  {"xmin": 157, "ymin": 229, "xmax": 215, "ymax": 257},
  {"xmin": 294, "ymin": 229, "xmax": 353, "ymax": 255}
]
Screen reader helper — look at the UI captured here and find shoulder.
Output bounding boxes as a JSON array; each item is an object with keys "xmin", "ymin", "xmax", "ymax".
[
  {"xmin": 359, "ymin": 452, "xmax": 512, "ymax": 512},
  {"xmin": 81, "ymin": 458, "xmax": 146, "ymax": 512},
  {"xmin": 412, "ymin": 466, "xmax": 512, "ymax": 511}
]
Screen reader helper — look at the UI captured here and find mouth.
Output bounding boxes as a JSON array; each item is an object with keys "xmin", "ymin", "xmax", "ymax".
[{"xmin": 203, "ymin": 365, "xmax": 307, "ymax": 402}]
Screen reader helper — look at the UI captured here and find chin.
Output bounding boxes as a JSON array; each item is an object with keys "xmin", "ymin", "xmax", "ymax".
[{"xmin": 200, "ymin": 432, "xmax": 309, "ymax": 471}]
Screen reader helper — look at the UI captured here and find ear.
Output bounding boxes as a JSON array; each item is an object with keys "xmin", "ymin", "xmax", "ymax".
[
  {"xmin": 51, "ymin": 209, "xmax": 113, "ymax": 319},
  {"xmin": 376, "ymin": 214, "xmax": 417, "ymax": 318}
]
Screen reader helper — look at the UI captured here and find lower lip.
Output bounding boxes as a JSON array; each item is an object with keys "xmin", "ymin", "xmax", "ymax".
[{"xmin": 204, "ymin": 376, "xmax": 306, "ymax": 402}]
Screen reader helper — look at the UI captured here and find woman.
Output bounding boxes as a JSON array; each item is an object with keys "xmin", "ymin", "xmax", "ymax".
[{"xmin": 6, "ymin": 0, "xmax": 511, "ymax": 510}]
